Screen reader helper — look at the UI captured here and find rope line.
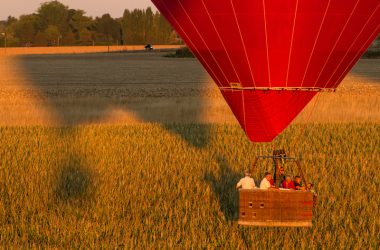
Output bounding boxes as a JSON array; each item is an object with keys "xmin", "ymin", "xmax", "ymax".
[
  {"xmin": 285, "ymin": 0, "xmax": 299, "ymax": 88},
  {"xmin": 301, "ymin": 0, "xmax": 331, "ymax": 87},
  {"xmin": 159, "ymin": 1, "xmax": 223, "ymax": 87},
  {"xmin": 288, "ymin": 93, "xmax": 322, "ymax": 156},
  {"xmin": 176, "ymin": 0, "xmax": 230, "ymax": 84},
  {"xmin": 262, "ymin": 0, "xmax": 272, "ymax": 87},
  {"xmin": 201, "ymin": 0, "xmax": 242, "ymax": 84},
  {"xmin": 241, "ymin": 90, "xmax": 248, "ymax": 133},
  {"xmin": 326, "ymin": 3, "xmax": 380, "ymax": 88},
  {"xmin": 332, "ymin": 22, "xmax": 380, "ymax": 89},
  {"xmin": 314, "ymin": 0, "xmax": 361, "ymax": 88},
  {"xmin": 219, "ymin": 86, "xmax": 336, "ymax": 92},
  {"xmin": 231, "ymin": 0, "xmax": 256, "ymax": 87}
]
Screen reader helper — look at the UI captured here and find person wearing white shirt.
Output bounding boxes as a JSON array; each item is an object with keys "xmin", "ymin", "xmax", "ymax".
[
  {"xmin": 236, "ymin": 170, "xmax": 256, "ymax": 190},
  {"xmin": 260, "ymin": 172, "xmax": 273, "ymax": 190}
]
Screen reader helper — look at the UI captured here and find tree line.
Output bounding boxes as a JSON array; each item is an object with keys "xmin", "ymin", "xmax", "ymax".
[
  {"xmin": 0, "ymin": 1, "xmax": 378, "ymax": 49},
  {"xmin": 0, "ymin": 1, "xmax": 182, "ymax": 47}
]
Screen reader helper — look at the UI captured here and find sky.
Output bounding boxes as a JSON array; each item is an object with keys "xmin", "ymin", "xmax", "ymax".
[{"xmin": 1, "ymin": 0, "xmax": 157, "ymax": 20}]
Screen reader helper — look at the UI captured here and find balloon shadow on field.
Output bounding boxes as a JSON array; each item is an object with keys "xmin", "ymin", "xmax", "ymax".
[
  {"xmin": 13, "ymin": 52, "xmax": 212, "ymax": 149},
  {"xmin": 53, "ymin": 153, "xmax": 96, "ymax": 206},
  {"xmin": 163, "ymin": 124, "xmax": 211, "ymax": 148},
  {"xmin": 204, "ymin": 156, "xmax": 241, "ymax": 221}
]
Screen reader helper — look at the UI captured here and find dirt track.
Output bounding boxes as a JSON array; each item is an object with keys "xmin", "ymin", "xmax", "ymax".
[
  {"xmin": 0, "ymin": 45, "xmax": 182, "ymax": 56},
  {"xmin": 0, "ymin": 52, "xmax": 379, "ymax": 125}
]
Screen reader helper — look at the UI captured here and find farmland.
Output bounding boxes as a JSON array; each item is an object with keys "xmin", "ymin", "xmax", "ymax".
[
  {"xmin": 0, "ymin": 52, "xmax": 379, "ymax": 248},
  {"xmin": 0, "ymin": 52, "xmax": 379, "ymax": 126}
]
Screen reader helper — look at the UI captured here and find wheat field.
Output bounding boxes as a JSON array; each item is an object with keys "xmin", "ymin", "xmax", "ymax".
[
  {"xmin": 0, "ymin": 124, "xmax": 379, "ymax": 248},
  {"xmin": 0, "ymin": 52, "xmax": 379, "ymax": 248}
]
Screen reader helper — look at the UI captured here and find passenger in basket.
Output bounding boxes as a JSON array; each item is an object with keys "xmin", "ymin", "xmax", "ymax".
[
  {"xmin": 307, "ymin": 183, "xmax": 318, "ymax": 205},
  {"xmin": 281, "ymin": 176, "xmax": 296, "ymax": 190},
  {"xmin": 307, "ymin": 183, "xmax": 316, "ymax": 194},
  {"xmin": 276, "ymin": 166, "xmax": 286, "ymax": 188},
  {"xmin": 280, "ymin": 167, "xmax": 286, "ymax": 181},
  {"xmin": 236, "ymin": 170, "xmax": 256, "ymax": 190},
  {"xmin": 294, "ymin": 176, "xmax": 306, "ymax": 191},
  {"xmin": 260, "ymin": 172, "xmax": 273, "ymax": 190}
]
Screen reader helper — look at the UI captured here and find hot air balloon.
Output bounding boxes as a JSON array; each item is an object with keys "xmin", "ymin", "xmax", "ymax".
[
  {"xmin": 151, "ymin": 0, "xmax": 380, "ymax": 142},
  {"xmin": 151, "ymin": 0, "xmax": 380, "ymax": 227}
]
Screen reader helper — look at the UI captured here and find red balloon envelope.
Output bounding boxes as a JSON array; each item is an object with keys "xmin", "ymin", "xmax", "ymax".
[{"xmin": 151, "ymin": 0, "xmax": 380, "ymax": 142}]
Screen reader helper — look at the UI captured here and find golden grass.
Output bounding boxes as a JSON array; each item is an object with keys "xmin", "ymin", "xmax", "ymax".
[
  {"xmin": 0, "ymin": 56, "xmax": 57, "ymax": 125},
  {"xmin": 296, "ymin": 77, "xmax": 380, "ymax": 123},
  {"xmin": 0, "ymin": 124, "xmax": 379, "ymax": 248}
]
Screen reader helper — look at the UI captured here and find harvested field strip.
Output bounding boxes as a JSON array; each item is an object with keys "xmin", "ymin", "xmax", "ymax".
[{"xmin": 0, "ymin": 54, "xmax": 379, "ymax": 126}]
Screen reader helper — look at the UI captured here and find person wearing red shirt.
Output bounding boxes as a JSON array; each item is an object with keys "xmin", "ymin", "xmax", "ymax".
[{"xmin": 282, "ymin": 176, "xmax": 296, "ymax": 190}]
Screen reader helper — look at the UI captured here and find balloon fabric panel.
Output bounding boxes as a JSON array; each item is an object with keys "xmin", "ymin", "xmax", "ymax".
[{"xmin": 151, "ymin": 0, "xmax": 380, "ymax": 142}]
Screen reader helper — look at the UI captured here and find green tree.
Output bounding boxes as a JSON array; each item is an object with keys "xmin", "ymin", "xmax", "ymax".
[
  {"xmin": 6, "ymin": 16, "xmax": 18, "ymax": 26},
  {"xmin": 67, "ymin": 9, "xmax": 93, "ymax": 44},
  {"xmin": 61, "ymin": 30, "xmax": 76, "ymax": 45},
  {"xmin": 12, "ymin": 15, "xmax": 39, "ymax": 46},
  {"xmin": 78, "ymin": 28, "xmax": 94, "ymax": 45},
  {"xmin": 44, "ymin": 25, "xmax": 60, "ymax": 46},
  {"xmin": 0, "ymin": 21, "xmax": 6, "ymax": 33},
  {"xmin": 122, "ymin": 9, "xmax": 145, "ymax": 44},
  {"xmin": 2, "ymin": 1, "xmax": 181, "ymax": 47},
  {"xmin": 4, "ymin": 15, "xmax": 19, "ymax": 46},
  {"xmin": 155, "ymin": 12, "xmax": 173, "ymax": 44},
  {"xmin": 37, "ymin": 1, "xmax": 69, "ymax": 34},
  {"xmin": 34, "ymin": 32, "xmax": 46, "ymax": 46},
  {"xmin": 94, "ymin": 14, "xmax": 120, "ymax": 45},
  {"xmin": 121, "ymin": 9, "xmax": 132, "ymax": 44},
  {"xmin": 144, "ymin": 8, "xmax": 154, "ymax": 43}
]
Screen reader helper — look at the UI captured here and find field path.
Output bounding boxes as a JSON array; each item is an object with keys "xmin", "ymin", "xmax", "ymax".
[{"xmin": 0, "ymin": 45, "xmax": 182, "ymax": 56}]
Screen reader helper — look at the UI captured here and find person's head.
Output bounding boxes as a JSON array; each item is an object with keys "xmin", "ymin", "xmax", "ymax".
[
  {"xmin": 285, "ymin": 176, "xmax": 292, "ymax": 183},
  {"xmin": 244, "ymin": 170, "xmax": 251, "ymax": 177},
  {"xmin": 279, "ymin": 167, "xmax": 285, "ymax": 175},
  {"xmin": 265, "ymin": 172, "xmax": 272, "ymax": 181},
  {"xmin": 294, "ymin": 176, "xmax": 301, "ymax": 184}
]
